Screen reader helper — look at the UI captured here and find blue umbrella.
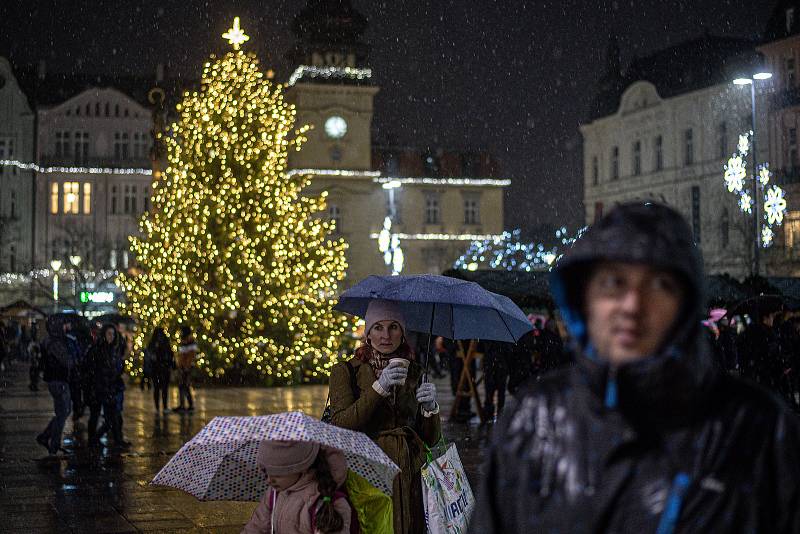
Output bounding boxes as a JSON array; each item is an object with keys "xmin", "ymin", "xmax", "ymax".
[{"xmin": 334, "ymin": 274, "xmax": 532, "ymax": 343}]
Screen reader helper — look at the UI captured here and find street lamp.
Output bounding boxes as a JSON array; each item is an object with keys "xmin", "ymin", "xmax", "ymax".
[
  {"xmin": 69, "ymin": 255, "xmax": 82, "ymax": 311},
  {"xmin": 733, "ymin": 70, "xmax": 772, "ymax": 276},
  {"xmin": 50, "ymin": 259, "xmax": 62, "ymax": 311}
]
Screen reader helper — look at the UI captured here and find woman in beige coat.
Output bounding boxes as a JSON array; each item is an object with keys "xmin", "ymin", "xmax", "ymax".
[{"xmin": 329, "ymin": 299, "xmax": 441, "ymax": 534}]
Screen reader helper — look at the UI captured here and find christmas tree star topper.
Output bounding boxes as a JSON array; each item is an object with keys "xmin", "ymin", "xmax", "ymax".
[{"xmin": 223, "ymin": 17, "xmax": 249, "ymax": 50}]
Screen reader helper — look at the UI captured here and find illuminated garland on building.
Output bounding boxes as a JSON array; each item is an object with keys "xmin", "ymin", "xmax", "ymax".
[
  {"xmin": 118, "ymin": 22, "xmax": 349, "ymax": 385},
  {"xmin": 722, "ymin": 132, "xmax": 788, "ymax": 248},
  {"xmin": 0, "ymin": 159, "xmax": 152, "ymax": 176},
  {"xmin": 452, "ymin": 227, "xmax": 587, "ymax": 272},
  {"xmin": 369, "ymin": 231, "xmax": 505, "ymax": 241},
  {"xmin": 287, "ymin": 65, "xmax": 373, "ymax": 87},
  {"xmin": 373, "ymin": 177, "xmax": 511, "ymax": 187}
]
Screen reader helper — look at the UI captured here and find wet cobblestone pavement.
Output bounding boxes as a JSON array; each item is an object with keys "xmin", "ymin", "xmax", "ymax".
[{"xmin": 0, "ymin": 360, "xmax": 492, "ymax": 533}]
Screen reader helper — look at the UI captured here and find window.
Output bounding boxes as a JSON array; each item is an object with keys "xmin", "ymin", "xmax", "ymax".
[
  {"xmin": 463, "ymin": 195, "xmax": 480, "ymax": 225},
  {"xmin": 592, "ymin": 156, "xmax": 599, "ymax": 185},
  {"xmin": 787, "ymin": 57, "xmax": 796, "ymax": 87},
  {"xmin": 111, "ymin": 185, "xmax": 118, "ymax": 214},
  {"xmin": 85, "ymin": 103, "xmax": 90, "ymax": 116},
  {"xmin": 115, "ymin": 104, "xmax": 120, "ymax": 117},
  {"xmin": 114, "ymin": 132, "xmax": 129, "ymax": 160},
  {"xmin": 790, "ymin": 128, "xmax": 798, "ymax": 169},
  {"xmin": 654, "ymin": 135, "xmax": 663, "ymax": 171},
  {"xmin": 788, "ymin": 7, "xmax": 795, "ymax": 33},
  {"xmin": 720, "ymin": 208, "xmax": 729, "ymax": 249},
  {"xmin": 82, "ymin": 183, "xmax": 92, "ymax": 214},
  {"xmin": 55, "ymin": 131, "xmax": 71, "ymax": 158},
  {"xmin": 63, "ymin": 182, "xmax": 80, "ymax": 214},
  {"xmin": 684, "ymin": 129, "xmax": 694, "ymax": 166},
  {"xmin": 691, "ymin": 186, "xmax": 701, "ymax": 243},
  {"xmin": 124, "ymin": 184, "xmax": 137, "ymax": 214},
  {"xmin": 424, "ymin": 192, "xmax": 441, "ymax": 224},
  {"xmin": 632, "ymin": 141, "xmax": 641, "ymax": 176},
  {"xmin": 105, "ymin": 102, "xmax": 110, "ymax": 117},
  {"xmin": 50, "ymin": 182, "xmax": 59, "ymax": 214},
  {"xmin": 328, "ymin": 204, "xmax": 341, "ymax": 232},
  {"xmin": 611, "ymin": 146, "xmax": 619, "ymax": 180},
  {"xmin": 95, "ymin": 102, "xmax": 100, "ymax": 116},
  {"xmin": 594, "ymin": 202, "xmax": 604, "ymax": 222},
  {"xmin": 718, "ymin": 122, "xmax": 727, "ymax": 159},
  {"xmin": 74, "ymin": 131, "xmax": 89, "ymax": 164},
  {"xmin": 10, "ymin": 190, "xmax": 16, "ymax": 218},
  {"xmin": 133, "ymin": 132, "xmax": 149, "ymax": 159}
]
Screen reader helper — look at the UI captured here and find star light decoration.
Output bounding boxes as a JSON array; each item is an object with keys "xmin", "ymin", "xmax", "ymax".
[
  {"xmin": 118, "ymin": 21, "xmax": 349, "ymax": 385},
  {"xmin": 222, "ymin": 17, "xmax": 249, "ymax": 50},
  {"xmin": 721, "ymin": 131, "xmax": 789, "ymax": 248},
  {"xmin": 453, "ymin": 227, "xmax": 586, "ymax": 272}
]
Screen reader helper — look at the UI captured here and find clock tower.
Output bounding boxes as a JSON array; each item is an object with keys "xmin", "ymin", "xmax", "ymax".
[{"xmin": 285, "ymin": 0, "xmax": 378, "ymax": 170}]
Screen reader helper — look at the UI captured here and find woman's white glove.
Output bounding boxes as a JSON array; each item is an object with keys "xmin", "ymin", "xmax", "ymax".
[
  {"xmin": 416, "ymin": 382, "xmax": 438, "ymax": 412},
  {"xmin": 374, "ymin": 361, "xmax": 408, "ymax": 396}
]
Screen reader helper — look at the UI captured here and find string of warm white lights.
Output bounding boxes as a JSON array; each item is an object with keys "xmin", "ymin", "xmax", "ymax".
[
  {"xmin": 287, "ymin": 168, "xmax": 381, "ymax": 178},
  {"xmin": 287, "ymin": 65, "xmax": 373, "ymax": 86},
  {"xmin": 369, "ymin": 231, "xmax": 505, "ymax": 241},
  {"xmin": 119, "ymin": 21, "xmax": 350, "ymax": 385},
  {"xmin": 0, "ymin": 159, "xmax": 153, "ymax": 176},
  {"xmin": 373, "ymin": 177, "xmax": 511, "ymax": 187}
]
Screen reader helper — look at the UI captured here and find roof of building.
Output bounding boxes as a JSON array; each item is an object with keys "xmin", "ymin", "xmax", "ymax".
[{"xmin": 587, "ymin": 34, "xmax": 758, "ymax": 122}]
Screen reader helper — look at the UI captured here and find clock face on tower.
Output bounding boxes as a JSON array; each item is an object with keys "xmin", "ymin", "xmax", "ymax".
[{"xmin": 324, "ymin": 116, "xmax": 348, "ymax": 139}]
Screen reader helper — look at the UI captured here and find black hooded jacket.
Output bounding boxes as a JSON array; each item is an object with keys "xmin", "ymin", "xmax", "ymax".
[
  {"xmin": 472, "ymin": 203, "xmax": 800, "ymax": 533},
  {"xmin": 42, "ymin": 314, "xmax": 75, "ymax": 383}
]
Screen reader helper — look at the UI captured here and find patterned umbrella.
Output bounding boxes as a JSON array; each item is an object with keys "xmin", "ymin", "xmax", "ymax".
[{"xmin": 151, "ymin": 411, "xmax": 400, "ymax": 501}]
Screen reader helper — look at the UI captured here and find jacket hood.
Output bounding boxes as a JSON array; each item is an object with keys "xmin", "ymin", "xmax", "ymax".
[{"xmin": 551, "ymin": 202, "xmax": 716, "ymax": 423}]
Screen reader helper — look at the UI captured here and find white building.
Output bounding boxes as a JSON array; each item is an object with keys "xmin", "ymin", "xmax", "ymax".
[
  {"xmin": 0, "ymin": 57, "xmax": 35, "ymax": 272},
  {"xmin": 33, "ymin": 86, "xmax": 153, "ymax": 271},
  {"xmin": 581, "ymin": 36, "xmax": 768, "ymax": 278}
]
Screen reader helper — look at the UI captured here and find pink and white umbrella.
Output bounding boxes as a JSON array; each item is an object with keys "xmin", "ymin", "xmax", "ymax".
[{"xmin": 151, "ymin": 411, "xmax": 399, "ymax": 501}]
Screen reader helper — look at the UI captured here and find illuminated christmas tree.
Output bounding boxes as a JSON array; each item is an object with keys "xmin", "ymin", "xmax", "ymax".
[{"xmin": 119, "ymin": 19, "xmax": 349, "ymax": 384}]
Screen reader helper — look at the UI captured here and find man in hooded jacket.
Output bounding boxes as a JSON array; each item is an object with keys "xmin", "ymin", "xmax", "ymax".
[
  {"xmin": 36, "ymin": 314, "xmax": 77, "ymax": 455},
  {"xmin": 472, "ymin": 203, "xmax": 800, "ymax": 533}
]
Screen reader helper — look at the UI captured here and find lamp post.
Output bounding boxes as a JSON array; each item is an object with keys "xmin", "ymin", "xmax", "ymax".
[
  {"xmin": 69, "ymin": 255, "xmax": 82, "ymax": 312},
  {"xmin": 380, "ymin": 180, "xmax": 404, "ymax": 275},
  {"xmin": 50, "ymin": 259, "xmax": 62, "ymax": 312},
  {"xmin": 733, "ymin": 71, "xmax": 772, "ymax": 276}
]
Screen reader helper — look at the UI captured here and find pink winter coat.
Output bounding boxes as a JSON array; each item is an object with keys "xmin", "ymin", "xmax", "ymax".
[{"xmin": 242, "ymin": 447, "xmax": 351, "ymax": 534}]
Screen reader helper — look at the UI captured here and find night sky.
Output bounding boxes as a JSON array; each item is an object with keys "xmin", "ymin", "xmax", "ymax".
[{"xmin": 0, "ymin": 0, "xmax": 776, "ymax": 238}]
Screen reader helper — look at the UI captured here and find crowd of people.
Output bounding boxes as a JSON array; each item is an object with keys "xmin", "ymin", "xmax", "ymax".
[{"xmin": 24, "ymin": 316, "xmax": 198, "ymax": 456}]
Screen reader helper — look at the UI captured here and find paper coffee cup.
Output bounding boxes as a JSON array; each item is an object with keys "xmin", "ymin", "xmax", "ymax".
[{"xmin": 389, "ymin": 358, "xmax": 411, "ymax": 385}]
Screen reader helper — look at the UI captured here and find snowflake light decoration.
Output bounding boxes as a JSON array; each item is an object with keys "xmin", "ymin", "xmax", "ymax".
[
  {"xmin": 724, "ymin": 155, "xmax": 746, "ymax": 192},
  {"xmin": 739, "ymin": 192, "xmax": 753, "ymax": 213},
  {"xmin": 738, "ymin": 133, "xmax": 750, "ymax": 155},
  {"xmin": 759, "ymin": 164, "xmax": 771, "ymax": 186},
  {"xmin": 762, "ymin": 226, "xmax": 774, "ymax": 247},
  {"xmin": 721, "ymin": 130, "xmax": 789, "ymax": 248},
  {"xmin": 764, "ymin": 185, "xmax": 787, "ymax": 225}
]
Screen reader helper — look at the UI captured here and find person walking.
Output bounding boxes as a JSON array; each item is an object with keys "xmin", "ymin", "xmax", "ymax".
[
  {"xmin": 482, "ymin": 340, "xmax": 510, "ymax": 420},
  {"xmin": 328, "ymin": 299, "xmax": 440, "ymax": 534},
  {"xmin": 473, "ymin": 203, "xmax": 800, "ymax": 533},
  {"xmin": 175, "ymin": 325, "xmax": 197, "ymax": 412},
  {"xmin": 84, "ymin": 324, "xmax": 129, "ymax": 447},
  {"xmin": 147, "ymin": 328, "xmax": 174, "ymax": 412},
  {"xmin": 36, "ymin": 315, "xmax": 77, "ymax": 455},
  {"xmin": 242, "ymin": 440, "xmax": 351, "ymax": 534}
]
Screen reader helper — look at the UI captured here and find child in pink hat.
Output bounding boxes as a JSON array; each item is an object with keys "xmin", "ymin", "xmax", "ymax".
[{"xmin": 242, "ymin": 439, "xmax": 351, "ymax": 534}]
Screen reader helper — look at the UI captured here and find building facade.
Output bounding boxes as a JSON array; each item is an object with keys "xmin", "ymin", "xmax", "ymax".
[
  {"xmin": 285, "ymin": 0, "xmax": 506, "ymax": 284},
  {"xmin": 581, "ymin": 36, "xmax": 772, "ymax": 279},
  {"xmin": 0, "ymin": 57, "xmax": 35, "ymax": 272},
  {"xmin": 759, "ymin": 0, "xmax": 800, "ymax": 275}
]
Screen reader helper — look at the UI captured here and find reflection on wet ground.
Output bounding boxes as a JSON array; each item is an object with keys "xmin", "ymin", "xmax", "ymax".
[{"xmin": 0, "ymin": 361, "xmax": 492, "ymax": 532}]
